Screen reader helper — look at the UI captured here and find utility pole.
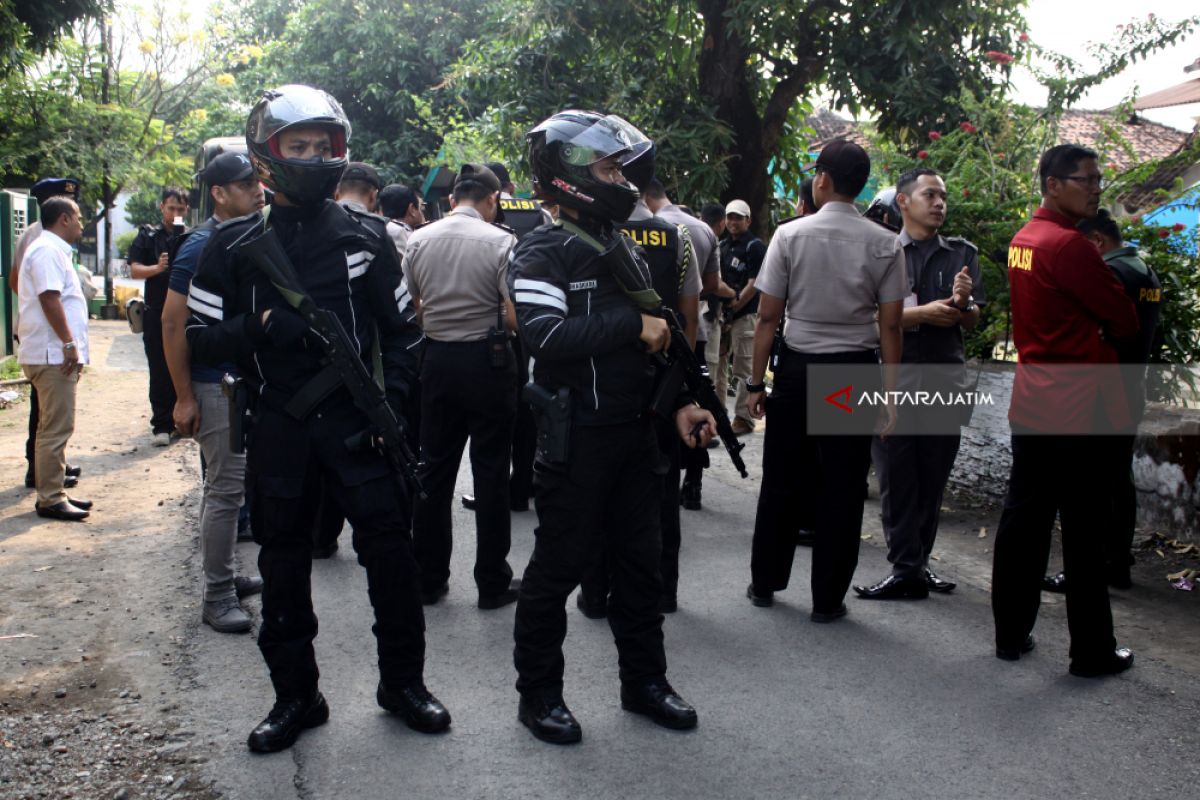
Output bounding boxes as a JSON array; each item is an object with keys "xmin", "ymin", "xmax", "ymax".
[{"xmin": 100, "ymin": 20, "xmax": 118, "ymax": 318}]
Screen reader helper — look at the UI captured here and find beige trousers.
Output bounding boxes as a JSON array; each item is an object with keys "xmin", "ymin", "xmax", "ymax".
[{"xmin": 22, "ymin": 364, "xmax": 80, "ymax": 507}]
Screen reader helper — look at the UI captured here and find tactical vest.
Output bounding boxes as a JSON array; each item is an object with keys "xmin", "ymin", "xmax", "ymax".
[
  {"xmin": 498, "ymin": 198, "xmax": 547, "ymax": 242},
  {"xmin": 1106, "ymin": 248, "xmax": 1161, "ymax": 365},
  {"xmin": 621, "ymin": 217, "xmax": 685, "ymax": 312}
]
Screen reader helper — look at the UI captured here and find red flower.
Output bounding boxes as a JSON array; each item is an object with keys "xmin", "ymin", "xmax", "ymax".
[
  {"xmin": 959, "ymin": 122, "xmax": 978, "ymax": 134},
  {"xmin": 1107, "ymin": 161, "xmax": 1119, "ymax": 171},
  {"xmin": 917, "ymin": 150, "xmax": 929, "ymax": 160},
  {"xmin": 986, "ymin": 51, "xmax": 1015, "ymax": 65},
  {"xmin": 962, "ymin": 188, "xmax": 971, "ymax": 197},
  {"xmin": 1158, "ymin": 228, "xmax": 1171, "ymax": 239},
  {"xmin": 1173, "ymin": 223, "xmax": 1186, "ymax": 232},
  {"xmin": 1130, "ymin": 215, "xmax": 1141, "ymax": 223},
  {"xmin": 994, "ymin": 152, "xmax": 1005, "ymax": 159},
  {"xmin": 1018, "ymin": 32, "xmax": 1029, "ymax": 42},
  {"xmin": 928, "ymin": 130, "xmax": 942, "ymax": 141}
]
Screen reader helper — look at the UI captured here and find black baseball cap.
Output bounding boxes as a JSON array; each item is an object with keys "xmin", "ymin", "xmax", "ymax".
[
  {"xmin": 810, "ymin": 139, "xmax": 871, "ymax": 189},
  {"xmin": 31, "ymin": 177, "xmax": 82, "ymax": 203},
  {"xmin": 203, "ymin": 152, "xmax": 255, "ymax": 186},
  {"xmin": 454, "ymin": 163, "xmax": 501, "ymax": 193},
  {"xmin": 341, "ymin": 161, "xmax": 381, "ymax": 189}
]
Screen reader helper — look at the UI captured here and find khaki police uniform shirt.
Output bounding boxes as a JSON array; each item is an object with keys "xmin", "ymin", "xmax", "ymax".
[
  {"xmin": 656, "ymin": 203, "xmax": 719, "ymax": 280},
  {"xmin": 756, "ymin": 201, "xmax": 907, "ymax": 354},
  {"xmin": 402, "ymin": 206, "xmax": 516, "ymax": 342}
]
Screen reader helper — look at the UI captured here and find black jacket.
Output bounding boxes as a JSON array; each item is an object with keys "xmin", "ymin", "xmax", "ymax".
[
  {"xmin": 185, "ymin": 200, "xmax": 422, "ymax": 414},
  {"xmin": 508, "ymin": 221, "xmax": 655, "ymax": 426}
]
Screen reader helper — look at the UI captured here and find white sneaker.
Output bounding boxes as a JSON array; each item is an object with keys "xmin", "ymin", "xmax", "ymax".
[
  {"xmin": 152, "ymin": 432, "xmax": 171, "ymax": 447},
  {"xmin": 202, "ymin": 597, "xmax": 252, "ymax": 633}
]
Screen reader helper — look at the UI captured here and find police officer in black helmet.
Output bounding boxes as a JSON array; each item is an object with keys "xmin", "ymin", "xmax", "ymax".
[
  {"xmin": 185, "ymin": 84, "xmax": 450, "ymax": 753},
  {"xmin": 510, "ymin": 110, "xmax": 716, "ymax": 745}
]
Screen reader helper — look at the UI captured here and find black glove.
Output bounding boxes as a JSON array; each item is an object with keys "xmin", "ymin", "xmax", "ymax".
[{"xmin": 246, "ymin": 306, "xmax": 309, "ymax": 348}]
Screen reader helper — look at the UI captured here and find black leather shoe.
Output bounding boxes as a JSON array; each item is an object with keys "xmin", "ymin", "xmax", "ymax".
[
  {"xmin": 811, "ymin": 604, "xmax": 848, "ymax": 623},
  {"xmin": 377, "ymin": 681, "xmax": 451, "ymax": 733},
  {"xmin": 247, "ymin": 692, "xmax": 329, "ymax": 753},
  {"xmin": 34, "ymin": 501, "xmax": 89, "ymax": 522},
  {"xmin": 461, "ymin": 494, "xmax": 477, "ymax": 510},
  {"xmin": 996, "ymin": 634, "xmax": 1036, "ymax": 661},
  {"xmin": 65, "ymin": 496, "xmax": 93, "ymax": 510},
  {"xmin": 311, "ymin": 542, "xmax": 338, "ymax": 559},
  {"xmin": 518, "ymin": 695, "xmax": 582, "ymax": 745},
  {"xmin": 65, "ymin": 464, "xmax": 81, "ymax": 478},
  {"xmin": 746, "ymin": 583, "xmax": 773, "ymax": 608},
  {"xmin": 421, "ymin": 582, "xmax": 449, "ymax": 606},
  {"xmin": 795, "ymin": 529, "xmax": 815, "ymax": 547},
  {"xmin": 576, "ymin": 591, "xmax": 608, "ymax": 619},
  {"xmin": 1069, "ymin": 648, "xmax": 1134, "ymax": 678},
  {"xmin": 479, "ymin": 579, "xmax": 521, "ymax": 610},
  {"xmin": 679, "ymin": 481, "xmax": 702, "ymax": 511},
  {"xmin": 620, "ymin": 680, "xmax": 697, "ymax": 730},
  {"xmin": 924, "ymin": 568, "xmax": 956, "ymax": 593},
  {"xmin": 1042, "ymin": 571, "xmax": 1066, "ymax": 593},
  {"xmin": 853, "ymin": 574, "xmax": 929, "ymax": 600}
]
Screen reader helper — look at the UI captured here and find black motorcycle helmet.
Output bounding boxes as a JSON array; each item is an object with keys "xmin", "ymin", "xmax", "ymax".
[
  {"xmin": 245, "ymin": 84, "xmax": 351, "ymax": 207},
  {"xmin": 621, "ymin": 142, "xmax": 657, "ymax": 194},
  {"xmin": 527, "ymin": 110, "xmax": 651, "ymax": 223},
  {"xmin": 865, "ymin": 186, "xmax": 902, "ymax": 232}
]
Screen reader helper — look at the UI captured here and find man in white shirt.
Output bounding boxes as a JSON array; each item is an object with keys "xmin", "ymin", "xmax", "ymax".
[{"xmin": 18, "ymin": 197, "xmax": 90, "ymax": 521}]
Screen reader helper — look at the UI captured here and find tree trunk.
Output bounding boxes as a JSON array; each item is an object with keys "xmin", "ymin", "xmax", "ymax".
[{"xmin": 696, "ymin": 1, "xmax": 816, "ymax": 234}]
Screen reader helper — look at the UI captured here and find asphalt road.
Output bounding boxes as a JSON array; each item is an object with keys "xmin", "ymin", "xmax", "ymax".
[{"xmin": 186, "ymin": 448, "xmax": 1200, "ymax": 800}]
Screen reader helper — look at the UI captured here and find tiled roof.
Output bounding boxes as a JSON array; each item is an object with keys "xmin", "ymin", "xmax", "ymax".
[
  {"xmin": 1055, "ymin": 109, "xmax": 1188, "ymax": 170},
  {"xmin": 1117, "ymin": 126, "xmax": 1199, "ymax": 212},
  {"xmin": 806, "ymin": 109, "xmax": 870, "ymax": 149}
]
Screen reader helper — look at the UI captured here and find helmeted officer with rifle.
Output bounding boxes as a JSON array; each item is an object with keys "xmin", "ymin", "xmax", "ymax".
[
  {"xmin": 509, "ymin": 109, "xmax": 721, "ymax": 745},
  {"xmin": 184, "ymin": 84, "xmax": 449, "ymax": 753}
]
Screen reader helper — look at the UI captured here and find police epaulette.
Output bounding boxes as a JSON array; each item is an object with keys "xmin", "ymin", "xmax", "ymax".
[
  {"xmin": 492, "ymin": 221, "xmax": 515, "ymax": 234},
  {"xmin": 776, "ymin": 214, "xmax": 801, "ymax": 226},
  {"xmin": 944, "ymin": 235, "xmax": 979, "ymax": 254},
  {"xmin": 411, "ymin": 220, "xmax": 432, "ymax": 231},
  {"xmin": 344, "ymin": 205, "xmax": 390, "ymax": 225}
]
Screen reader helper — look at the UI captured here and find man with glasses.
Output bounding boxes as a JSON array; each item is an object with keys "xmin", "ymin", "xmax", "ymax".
[{"xmin": 991, "ymin": 144, "xmax": 1139, "ymax": 678}]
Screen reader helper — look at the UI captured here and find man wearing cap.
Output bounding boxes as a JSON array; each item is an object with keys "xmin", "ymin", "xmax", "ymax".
[
  {"xmin": 335, "ymin": 162, "xmax": 382, "ymax": 215},
  {"xmin": 718, "ymin": 199, "xmax": 766, "ymax": 436},
  {"xmin": 378, "ymin": 184, "xmax": 425, "ymax": 256},
  {"xmin": 18, "ymin": 196, "xmax": 91, "ymax": 521},
  {"xmin": 743, "ymin": 139, "xmax": 906, "ymax": 623},
  {"xmin": 11, "ymin": 178, "xmax": 85, "ymax": 493},
  {"xmin": 162, "ymin": 152, "xmax": 266, "ymax": 633},
  {"xmin": 128, "ymin": 187, "xmax": 190, "ymax": 446},
  {"xmin": 403, "ymin": 163, "xmax": 521, "ymax": 610}
]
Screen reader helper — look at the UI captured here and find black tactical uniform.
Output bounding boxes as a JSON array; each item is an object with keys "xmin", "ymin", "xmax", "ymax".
[
  {"xmin": 498, "ymin": 195, "xmax": 553, "ymax": 510},
  {"xmin": 578, "ymin": 203, "xmax": 694, "ymax": 613},
  {"xmin": 186, "ymin": 84, "xmax": 448, "ymax": 754},
  {"xmin": 128, "ymin": 222, "xmax": 183, "ymax": 435},
  {"xmin": 511, "ymin": 110, "xmax": 700, "ymax": 744}
]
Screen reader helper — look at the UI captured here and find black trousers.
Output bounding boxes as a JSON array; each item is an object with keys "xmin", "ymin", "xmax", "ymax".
[
  {"xmin": 680, "ymin": 340, "xmax": 709, "ymax": 483},
  {"xmin": 412, "ymin": 339, "xmax": 516, "ymax": 597},
  {"xmin": 873, "ymin": 430, "xmax": 961, "ymax": 578},
  {"xmin": 509, "ymin": 337, "xmax": 537, "ymax": 507},
  {"xmin": 311, "ymin": 477, "xmax": 346, "ymax": 548},
  {"xmin": 24, "ymin": 384, "xmax": 39, "ymax": 477},
  {"xmin": 251, "ymin": 413, "xmax": 425, "ymax": 700},
  {"xmin": 141, "ymin": 306, "xmax": 177, "ymax": 434},
  {"xmin": 580, "ymin": 416, "xmax": 682, "ymax": 602},
  {"xmin": 514, "ymin": 420, "xmax": 668, "ymax": 697},
  {"xmin": 992, "ymin": 432, "xmax": 1116, "ymax": 662},
  {"xmin": 1106, "ymin": 434, "xmax": 1137, "ymax": 572},
  {"xmin": 749, "ymin": 349, "xmax": 877, "ymax": 614}
]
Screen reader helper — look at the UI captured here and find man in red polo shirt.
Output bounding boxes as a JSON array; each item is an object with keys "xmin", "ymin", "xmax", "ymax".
[{"xmin": 991, "ymin": 144, "xmax": 1139, "ymax": 678}]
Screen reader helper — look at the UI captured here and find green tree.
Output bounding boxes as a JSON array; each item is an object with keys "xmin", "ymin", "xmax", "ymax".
[{"xmin": 1, "ymin": 0, "xmax": 108, "ymax": 75}]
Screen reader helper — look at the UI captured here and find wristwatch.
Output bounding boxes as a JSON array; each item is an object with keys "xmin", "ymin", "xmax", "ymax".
[
  {"xmin": 745, "ymin": 381, "xmax": 767, "ymax": 393},
  {"xmin": 62, "ymin": 341, "xmax": 76, "ymax": 350},
  {"xmin": 958, "ymin": 295, "xmax": 976, "ymax": 313}
]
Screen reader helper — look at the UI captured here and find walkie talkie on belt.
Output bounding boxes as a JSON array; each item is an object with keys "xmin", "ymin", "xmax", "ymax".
[{"xmin": 488, "ymin": 294, "xmax": 508, "ymax": 369}]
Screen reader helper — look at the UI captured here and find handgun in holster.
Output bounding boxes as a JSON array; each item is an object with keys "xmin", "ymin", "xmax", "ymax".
[
  {"xmin": 221, "ymin": 373, "xmax": 250, "ymax": 454},
  {"xmin": 522, "ymin": 383, "xmax": 571, "ymax": 465}
]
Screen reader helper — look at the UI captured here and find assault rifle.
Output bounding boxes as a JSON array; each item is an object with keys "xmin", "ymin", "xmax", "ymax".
[
  {"xmin": 559, "ymin": 219, "xmax": 747, "ymax": 478},
  {"xmin": 236, "ymin": 223, "xmax": 427, "ymax": 499}
]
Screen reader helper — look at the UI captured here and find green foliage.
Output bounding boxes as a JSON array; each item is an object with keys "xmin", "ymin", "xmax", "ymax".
[
  {"xmin": 115, "ymin": 229, "xmax": 138, "ymax": 257},
  {"xmin": 123, "ymin": 186, "xmax": 164, "ymax": 229},
  {"xmin": 0, "ymin": 0, "xmax": 108, "ymax": 76}
]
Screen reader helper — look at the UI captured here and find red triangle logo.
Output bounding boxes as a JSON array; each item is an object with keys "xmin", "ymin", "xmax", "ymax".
[{"xmin": 825, "ymin": 385, "xmax": 854, "ymax": 413}]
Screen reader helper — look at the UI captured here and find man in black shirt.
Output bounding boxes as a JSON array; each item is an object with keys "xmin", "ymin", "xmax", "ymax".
[
  {"xmin": 127, "ymin": 187, "xmax": 189, "ymax": 445},
  {"xmin": 718, "ymin": 200, "xmax": 765, "ymax": 435}
]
